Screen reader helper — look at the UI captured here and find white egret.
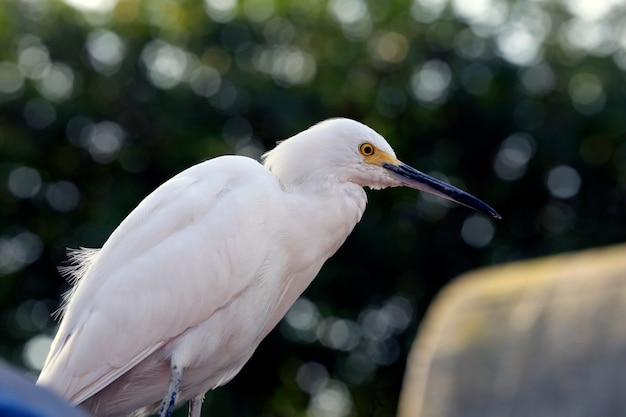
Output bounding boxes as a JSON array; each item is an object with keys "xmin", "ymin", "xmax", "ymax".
[{"xmin": 37, "ymin": 118, "xmax": 500, "ymax": 417}]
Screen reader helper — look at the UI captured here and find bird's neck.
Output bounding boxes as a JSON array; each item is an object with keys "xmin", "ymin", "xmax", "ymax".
[
  {"xmin": 260, "ymin": 181, "xmax": 367, "ymax": 336},
  {"xmin": 286, "ymin": 180, "xmax": 367, "ymax": 245}
]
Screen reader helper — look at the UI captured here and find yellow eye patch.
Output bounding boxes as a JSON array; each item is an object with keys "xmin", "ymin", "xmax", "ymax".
[{"xmin": 359, "ymin": 143, "xmax": 401, "ymax": 166}]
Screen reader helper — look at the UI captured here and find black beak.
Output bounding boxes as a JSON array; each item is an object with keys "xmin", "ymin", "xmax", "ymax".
[{"xmin": 383, "ymin": 162, "xmax": 501, "ymax": 220}]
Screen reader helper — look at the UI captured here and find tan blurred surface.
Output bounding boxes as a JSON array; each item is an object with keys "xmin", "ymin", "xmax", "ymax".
[{"xmin": 398, "ymin": 244, "xmax": 626, "ymax": 417}]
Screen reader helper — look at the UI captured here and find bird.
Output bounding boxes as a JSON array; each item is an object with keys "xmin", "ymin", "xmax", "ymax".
[{"xmin": 37, "ymin": 118, "xmax": 500, "ymax": 417}]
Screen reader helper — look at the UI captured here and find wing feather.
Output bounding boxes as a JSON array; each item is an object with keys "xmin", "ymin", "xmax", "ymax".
[{"xmin": 38, "ymin": 156, "xmax": 282, "ymax": 404}]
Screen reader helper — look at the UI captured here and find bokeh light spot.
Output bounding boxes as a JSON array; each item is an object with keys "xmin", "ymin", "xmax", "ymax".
[
  {"xmin": 46, "ymin": 181, "xmax": 81, "ymax": 212},
  {"xmin": 296, "ymin": 362, "xmax": 329, "ymax": 394},
  {"xmin": 452, "ymin": 0, "xmax": 508, "ymax": 29},
  {"xmin": 461, "ymin": 215, "xmax": 495, "ymax": 248},
  {"xmin": 189, "ymin": 66, "xmax": 222, "ymax": 97},
  {"xmin": 359, "ymin": 307, "xmax": 393, "ymax": 342},
  {"xmin": 410, "ymin": 0, "xmax": 446, "ymax": 24},
  {"xmin": 0, "ymin": 231, "xmax": 44, "ymax": 276},
  {"xmin": 141, "ymin": 40, "xmax": 188, "ymax": 90},
  {"xmin": 564, "ymin": 0, "xmax": 622, "ymax": 21},
  {"xmin": 338, "ymin": 350, "xmax": 376, "ymax": 385},
  {"xmin": 18, "ymin": 39, "xmax": 51, "ymax": 79},
  {"xmin": 253, "ymin": 46, "xmax": 317, "ymax": 86},
  {"xmin": 283, "ymin": 297, "xmax": 321, "ymax": 343},
  {"xmin": 383, "ymin": 296, "xmax": 414, "ymax": 333},
  {"xmin": 61, "ymin": 0, "xmax": 117, "ymax": 13},
  {"xmin": 318, "ymin": 318, "xmax": 360, "ymax": 351},
  {"xmin": 546, "ymin": 165, "xmax": 581, "ymax": 199},
  {"xmin": 243, "ymin": 0, "xmax": 274, "ymax": 22},
  {"xmin": 36, "ymin": 62, "xmax": 75, "ymax": 102},
  {"xmin": 8, "ymin": 166, "xmax": 42, "ymax": 198},
  {"xmin": 204, "ymin": 0, "xmax": 237, "ymax": 23},
  {"xmin": 496, "ymin": 23, "xmax": 542, "ymax": 66},
  {"xmin": 81, "ymin": 121, "xmax": 126, "ymax": 163},
  {"xmin": 493, "ymin": 132, "xmax": 536, "ymax": 181},
  {"xmin": 86, "ymin": 29, "xmax": 126, "ymax": 75},
  {"xmin": 369, "ymin": 32, "xmax": 409, "ymax": 66},
  {"xmin": 519, "ymin": 63, "xmax": 555, "ymax": 96},
  {"xmin": 23, "ymin": 334, "xmax": 53, "ymax": 371},
  {"xmin": 15, "ymin": 300, "xmax": 51, "ymax": 332},
  {"xmin": 328, "ymin": 0, "xmax": 367, "ymax": 25},
  {"xmin": 18, "ymin": 0, "xmax": 51, "ymax": 21},
  {"xmin": 454, "ymin": 29, "xmax": 488, "ymax": 59},
  {"xmin": 328, "ymin": 0, "xmax": 372, "ymax": 40},
  {"xmin": 0, "ymin": 62, "xmax": 25, "ymax": 97},
  {"xmin": 209, "ymin": 80, "xmax": 239, "ymax": 111},
  {"xmin": 561, "ymin": 19, "xmax": 611, "ymax": 56},
  {"xmin": 568, "ymin": 72, "xmax": 605, "ymax": 115},
  {"xmin": 410, "ymin": 60, "xmax": 452, "ymax": 107},
  {"xmin": 362, "ymin": 338, "xmax": 400, "ymax": 366},
  {"xmin": 307, "ymin": 379, "xmax": 353, "ymax": 417}
]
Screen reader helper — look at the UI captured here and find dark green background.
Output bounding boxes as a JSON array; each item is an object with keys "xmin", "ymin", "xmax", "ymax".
[{"xmin": 1, "ymin": 0, "xmax": 625, "ymax": 415}]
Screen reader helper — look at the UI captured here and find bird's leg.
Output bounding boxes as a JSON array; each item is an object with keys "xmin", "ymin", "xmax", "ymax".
[
  {"xmin": 158, "ymin": 365, "xmax": 184, "ymax": 417},
  {"xmin": 188, "ymin": 393, "xmax": 205, "ymax": 417}
]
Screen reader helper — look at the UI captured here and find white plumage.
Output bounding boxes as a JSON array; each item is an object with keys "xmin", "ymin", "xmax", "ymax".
[{"xmin": 37, "ymin": 118, "xmax": 499, "ymax": 417}]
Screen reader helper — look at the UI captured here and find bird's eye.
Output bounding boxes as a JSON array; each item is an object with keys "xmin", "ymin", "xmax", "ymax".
[{"xmin": 360, "ymin": 143, "xmax": 375, "ymax": 156}]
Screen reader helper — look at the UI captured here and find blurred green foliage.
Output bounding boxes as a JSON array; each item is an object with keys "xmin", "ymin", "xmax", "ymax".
[{"xmin": 1, "ymin": 0, "xmax": 625, "ymax": 415}]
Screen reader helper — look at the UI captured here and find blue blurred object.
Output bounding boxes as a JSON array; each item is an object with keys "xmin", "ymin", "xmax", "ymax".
[{"xmin": 0, "ymin": 362, "xmax": 88, "ymax": 417}]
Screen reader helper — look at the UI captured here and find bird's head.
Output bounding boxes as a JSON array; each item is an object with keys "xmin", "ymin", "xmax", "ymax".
[{"xmin": 263, "ymin": 118, "xmax": 500, "ymax": 219}]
